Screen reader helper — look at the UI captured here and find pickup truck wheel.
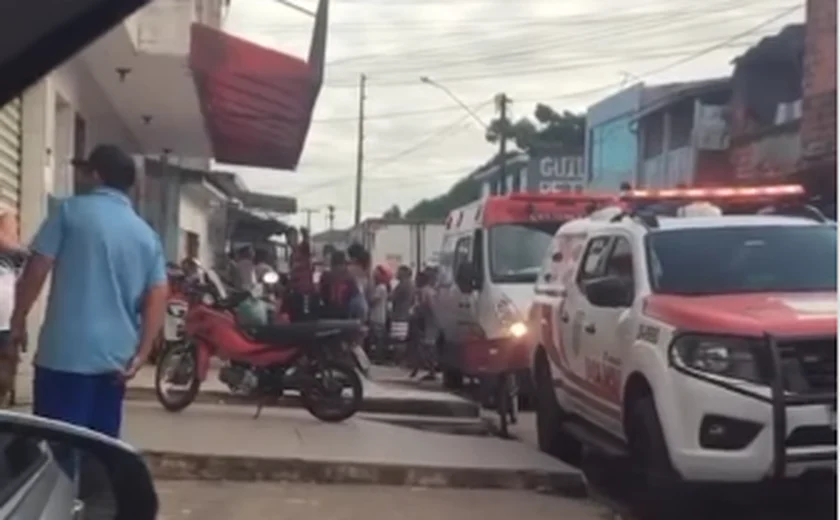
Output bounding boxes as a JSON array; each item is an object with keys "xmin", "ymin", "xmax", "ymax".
[
  {"xmin": 626, "ymin": 396, "xmax": 684, "ymax": 519},
  {"xmin": 534, "ymin": 349, "xmax": 581, "ymax": 465}
]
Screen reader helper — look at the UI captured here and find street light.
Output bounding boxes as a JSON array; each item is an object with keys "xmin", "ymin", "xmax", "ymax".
[{"xmin": 420, "ymin": 76, "xmax": 489, "ymax": 129}]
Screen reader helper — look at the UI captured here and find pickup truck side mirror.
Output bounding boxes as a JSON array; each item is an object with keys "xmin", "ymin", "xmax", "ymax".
[{"xmin": 584, "ymin": 276, "xmax": 633, "ymax": 308}]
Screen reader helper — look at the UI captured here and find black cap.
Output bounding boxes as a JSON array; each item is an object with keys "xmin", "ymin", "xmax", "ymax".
[{"xmin": 72, "ymin": 144, "xmax": 134, "ymax": 174}]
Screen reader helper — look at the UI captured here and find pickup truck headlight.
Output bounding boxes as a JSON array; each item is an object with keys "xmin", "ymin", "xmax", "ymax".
[{"xmin": 670, "ymin": 335, "xmax": 765, "ymax": 384}]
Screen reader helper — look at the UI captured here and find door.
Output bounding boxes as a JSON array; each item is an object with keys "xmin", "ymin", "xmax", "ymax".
[
  {"xmin": 578, "ymin": 235, "xmax": 636, "ymax": 433},
  {"xmin": 0, "ymin": 98, "xmax": 22, "ymax": 214},
  {"xmin": 444, "ymin": 235, "xmax": 473, "ymax": 342},
  {"xmin": 557, "ymin": 235, "xmax": 613, "ymax": 419}
]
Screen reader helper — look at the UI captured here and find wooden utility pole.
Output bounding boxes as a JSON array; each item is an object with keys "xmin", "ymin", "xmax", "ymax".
[
  {"xmin": 326, "ymin": 204, "xmax": 336, "ymax": 230},
  {"xmin": 353, "ymin": 74, "xmax": 367, "ymax": 226},
  {"xmin": 496, "ymin": 93, "xmax": 511, "ymax": 183}
]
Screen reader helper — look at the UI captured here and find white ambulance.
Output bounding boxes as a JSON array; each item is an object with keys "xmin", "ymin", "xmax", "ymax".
[
  {"xmin": 431, "ymin": 193, "xmax": 614, "ymax": 393},
  {"xmin": 529, "ymin": 185, "xmax": 836, "ymax": 511}
]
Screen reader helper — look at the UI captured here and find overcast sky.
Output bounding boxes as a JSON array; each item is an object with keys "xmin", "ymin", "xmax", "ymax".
[{"xmin": 220, "ymin": 0, "xmax": 803, "ymax": 232}]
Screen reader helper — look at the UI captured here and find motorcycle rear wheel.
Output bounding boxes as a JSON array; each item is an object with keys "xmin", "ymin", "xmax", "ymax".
[
  {"xmin": 300, "ymin": 361, "xmax": 363, "ymax": 423},
  {"xmin": 154, "ymin": 341, "xmax": 201, "ymax": 412}
]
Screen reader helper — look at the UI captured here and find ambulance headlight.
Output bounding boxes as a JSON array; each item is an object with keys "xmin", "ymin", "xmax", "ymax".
[
  {"xmin": 670, "ymin": 335, "xmax": 763, "ymax": 384},
  {"xmin": 509, "ymin": 322, "xmax": 528, "ymax": 339}
]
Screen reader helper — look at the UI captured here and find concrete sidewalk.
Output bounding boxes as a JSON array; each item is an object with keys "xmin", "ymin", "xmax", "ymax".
[
  {"xmin": 127, "ymin": 366, "xmax": 479, "ymax": 418},
  {"xmin": 124, "ymin": 401, "xmax": 583, "ymax": 495}
]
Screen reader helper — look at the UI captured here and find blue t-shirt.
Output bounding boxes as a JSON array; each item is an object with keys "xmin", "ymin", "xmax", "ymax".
[{"xmin": 31, "ymin": 188, "xmax": 166, "ymax": 374}]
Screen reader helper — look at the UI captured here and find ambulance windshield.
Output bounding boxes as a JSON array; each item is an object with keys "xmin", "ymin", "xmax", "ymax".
[
  {"xmin": 647, "ymin": 225, "xmax": 837, "ymax": 295},
  {"xmin": 488, "ymin": 222, "xmax": 558, "ymax": 283}
]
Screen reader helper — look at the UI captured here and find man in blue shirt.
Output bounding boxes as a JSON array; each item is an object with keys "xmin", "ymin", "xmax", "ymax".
[{"xmin": 10, "ymin": 144, "xmax": 167, "ymax": 438}]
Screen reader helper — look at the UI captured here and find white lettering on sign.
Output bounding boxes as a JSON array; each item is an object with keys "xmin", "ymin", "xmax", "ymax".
[
  {"xmin": 539, "ymin": 181, "xmax": 584, "ymax": 193},
  {"xmin": 539, "ymin": 156, "xmax": 584, "ymax": 180}
]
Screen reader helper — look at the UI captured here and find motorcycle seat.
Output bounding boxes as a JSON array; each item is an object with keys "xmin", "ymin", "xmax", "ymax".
[{"xmin": 246, "ymin": 320, "xmax": 361, "ymax": 345}]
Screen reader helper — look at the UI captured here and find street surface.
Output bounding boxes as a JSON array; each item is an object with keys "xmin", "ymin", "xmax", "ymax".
[{"xmin": 156, "ymin": 481, "xmax": 608, "ymax": 520}]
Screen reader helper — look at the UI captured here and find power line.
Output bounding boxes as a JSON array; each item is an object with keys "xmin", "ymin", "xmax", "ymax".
[
  {"xmin": 237, "ymin": 0, "xmax": 792, "ymax": 32},
  {"xmin": 301, "ymin": 4, "xmax": 806, "ymax": 205},
  {"xmin": 366, "ymin": 110, "xmax": 485, "ymax": 173},
  {"xmin": 319, "ymin": 1, "xmax": 791, "ymax": 68}
]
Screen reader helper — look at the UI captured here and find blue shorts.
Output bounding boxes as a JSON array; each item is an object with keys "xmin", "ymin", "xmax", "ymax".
[{"xmin": 32, "ymin": 366, "xmax": 126, "ymax": 438}]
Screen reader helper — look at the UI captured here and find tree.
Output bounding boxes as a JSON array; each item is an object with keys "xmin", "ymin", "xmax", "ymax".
[
  {"xmin": 486, "ymin": 103, "xmax": 585, "ymax": 155},
  {"xmin": 382, "ymin": 204, "xmax": 402, "ymax": 220},
  {"xmin": 406, "ymin": 103, "xmax": 584, "ymax": 220}
]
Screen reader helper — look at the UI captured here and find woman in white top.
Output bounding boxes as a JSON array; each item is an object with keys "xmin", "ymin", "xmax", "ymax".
[{"xmin": 0, "ymin": 209, "xmax": 24, "ymax": 406}]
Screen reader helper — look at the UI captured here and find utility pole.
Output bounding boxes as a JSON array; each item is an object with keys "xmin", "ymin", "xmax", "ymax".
[
  {"xmin": 353, "ymin": 73, "xmax": 367, "ymax": 226},
  {"xmin": 326, "ymin": 204, "xmax": 336, "ymax": 230},
  {"xmin": 495, "ymin": 93, "xmax": 511, "ymax": 185},
  {"xmin": 299, "ymin": 208, "xmax": 319, "ymax": 230}
]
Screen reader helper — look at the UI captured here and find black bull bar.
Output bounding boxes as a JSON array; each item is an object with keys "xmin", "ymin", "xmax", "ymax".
[{"xmin": 766, "ymin": 333, "xmax": 837, "ymax": 479}]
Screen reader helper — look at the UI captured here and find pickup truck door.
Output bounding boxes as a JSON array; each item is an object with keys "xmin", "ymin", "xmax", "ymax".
[{"xmin": 556, "ymin": 236, "xmax": 613, "ymax": 416}]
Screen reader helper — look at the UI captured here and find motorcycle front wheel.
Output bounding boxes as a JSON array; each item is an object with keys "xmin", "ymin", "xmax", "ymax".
[
  {"xmin": 154, "ymin": 341, "xmax": 201, "ymax": 412},
  {"xmin": 300, "ymin": 360, "xmax": 363, "ymax": 423}
]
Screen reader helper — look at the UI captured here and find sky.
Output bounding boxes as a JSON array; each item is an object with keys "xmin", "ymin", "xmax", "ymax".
[{"xmin": 220, "ymin": 0, "xmax": 804, "ymax": 232}]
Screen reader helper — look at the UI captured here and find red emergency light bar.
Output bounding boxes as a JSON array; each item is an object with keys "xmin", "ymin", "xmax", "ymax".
[
  {"xmin": 624, "ymin": 184, "xmax": 805, "ymax": 200},
  {"xmin": 507, "ymin": 192, "xmax": 617, "ymax": 204}
]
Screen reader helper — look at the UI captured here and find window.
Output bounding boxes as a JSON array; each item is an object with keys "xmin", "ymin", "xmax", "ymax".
[
  {"xmin": 604, "ymin": 236, "xmax": 635, "ymax": 295},
  {"xmin": 646, "ymin": 226, "xmax": 836, "ymax": 295},
  {"xmin": 453, "ymin": 236, "xmax": 472, "ymax": 271},
  {"xmin": 488, "ymin": 222, "xmax": 558, "ymax": 283},
  {"xmin": 437, "ymin": 235, "xmax": 455, "ymax": 284},
  {"xmin": 576, "ymin": 236, "xmax": 611, "ymax": 285}
]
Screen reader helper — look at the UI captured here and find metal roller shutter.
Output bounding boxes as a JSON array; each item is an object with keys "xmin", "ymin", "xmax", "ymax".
[{"xmin": 0, "ymin": 98, "xmax": 22, "ymax": 213}]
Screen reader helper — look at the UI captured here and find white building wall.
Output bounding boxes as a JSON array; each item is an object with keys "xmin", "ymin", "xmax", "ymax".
[{"xmin": 178, "ymin": 190, "xmax": 213, "ymax": 268}]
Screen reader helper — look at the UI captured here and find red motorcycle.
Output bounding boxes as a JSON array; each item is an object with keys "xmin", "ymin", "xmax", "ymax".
[{"xmin": 154, "ymin": 270, "xmax": 364, "ymax": 422}]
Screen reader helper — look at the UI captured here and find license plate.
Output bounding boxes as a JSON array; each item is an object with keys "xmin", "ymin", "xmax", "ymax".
[{"xmin": 351, "ymin": 344, "xmax": 371, "ymax": 372}]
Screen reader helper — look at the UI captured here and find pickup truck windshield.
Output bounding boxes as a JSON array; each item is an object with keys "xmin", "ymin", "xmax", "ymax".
[
  {"xmin": 647, "ymin": 225, "xmax": 837, "ymax": 295},
  {"xmin": 488, "ymin": 223, "xmax": 558, "ymax": 284}
]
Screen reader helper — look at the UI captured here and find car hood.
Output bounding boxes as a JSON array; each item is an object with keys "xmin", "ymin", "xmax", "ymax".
[
  {"xmin": 0, "ymin": 0, "xmax": 149, "ymax": 107},
  {"xmin": 644, "ymin": 292, "xmax": 838, "ymax": 338}
]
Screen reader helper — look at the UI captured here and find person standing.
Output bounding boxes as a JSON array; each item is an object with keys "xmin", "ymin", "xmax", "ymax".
[
  {"xmin": 368, "ymin": 266, "xmax": 390, "ymax": 362},
  {"xmin": 389, "ymin": 265, "xmax": 414, "ymax": 360},
  {"xmin": 10, "ymin": 144, "xmax": 168, "ymax": 438},
  {"xmin": 231, "ymin": 245, "xmax": 257, "ymax": 292},
  {"xmin": 0, "ymin": 209, "xmax": 25, "ymax": 406},
  {"xmin": 286, "ymin": 227, "xmax": 315, "ymax": 320}
]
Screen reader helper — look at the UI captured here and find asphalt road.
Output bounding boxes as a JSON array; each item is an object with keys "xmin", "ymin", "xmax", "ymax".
[{"xmin": 156, "ymin": 481, "xmax": 610, "ymax": 520}]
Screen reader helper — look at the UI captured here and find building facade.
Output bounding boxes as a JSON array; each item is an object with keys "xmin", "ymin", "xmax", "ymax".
[
  {"xmin": 729, "ymin": 25, "xmax": 805, "ymax": 186},
  {"xmin": 634, "ymin": 78, "xmax": 732, "ymax": 188},
  {"xmin": 585, "ymin": 83, "xmax": 643, "ymax": 191},
  {"xmin": 800, "ymin": 0, "xmax": 836, "ymax": 206},
  {"xmin": 12, "ymin": 0, "xmax": 327, "ymax": 402}
]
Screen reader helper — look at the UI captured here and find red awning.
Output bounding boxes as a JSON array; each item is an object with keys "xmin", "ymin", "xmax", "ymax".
[{"xmin": 189, "ymin": 23, "xmax": 320, "ymax": 170}]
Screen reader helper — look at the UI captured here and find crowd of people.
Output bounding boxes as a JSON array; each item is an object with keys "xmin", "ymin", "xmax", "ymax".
[{"xmin": 257, "ymin": 232, "xmax": 442, "ymax": 381}]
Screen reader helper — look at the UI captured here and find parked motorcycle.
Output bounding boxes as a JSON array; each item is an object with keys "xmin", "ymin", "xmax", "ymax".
[{"xmin": 154, "ymin": 270, "xmax": 365, "ymax": 422}]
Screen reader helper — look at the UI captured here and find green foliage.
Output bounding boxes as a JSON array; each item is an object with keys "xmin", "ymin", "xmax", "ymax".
[
  {"xmin": 404, "ymin": 175, "xmax": 480, "ymax": 220},
  {"xmin": 382, "ymin": 204, "xmax": 402, "ymax": 219},
  {"xmin": 406, "ymin": 103, "xmax": 585, "ymax": 220},
  {"xmin": 486, "ymin": 103, "xmax": 585, "ymax": 155}
]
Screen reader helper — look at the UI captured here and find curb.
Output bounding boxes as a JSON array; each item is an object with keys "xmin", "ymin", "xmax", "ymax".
[
  {"xmin": 143, "ymin": 451, "xmax": 586, "ymax": 496},
  {"xmin": 125, "ymin": 387, "xmax": 480, "ymax": 419}
]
